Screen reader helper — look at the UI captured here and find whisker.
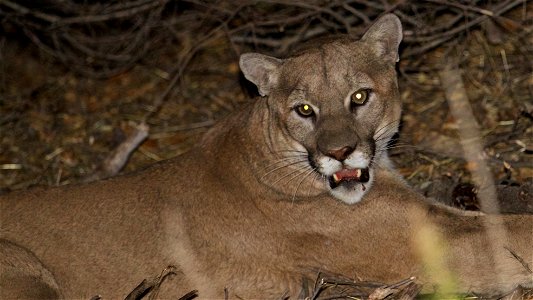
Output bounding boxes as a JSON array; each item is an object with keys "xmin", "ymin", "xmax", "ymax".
[
  {"xmin": 374, "ymin": 142, "xmax": 419, "ymax": 156},
  {"xmin": 374, "ymin": 122, "xmax": 393, "ymax": 137},
  {"xmin": 374, "ymin": 133, "xmax": 395, "ymax": 143},
  {"xmin": 374, "ymin": 128, "xmax": 399, "ymax": 147},
  {"xmin": 260, "ymin": 159, "xmax": 308, "ymax": 181},
  {"xmin": 267, "ymin": 164, "xmax": 309, "ymax": 186},
  {"xmin": 374, "ymin": 135, "xmax": 395, "ymax": 146},
  {"xmin": 262, "ymin": 156, "xmax": 308, "ymax": 169},
  {"xmin": 375, "ymin": 134, "xmax": 406, "ymax": 151},
  {"xmin": 381, "ymin": 145, "xmax": 418, "ymax": 151},
  {"xmin": 306, "ymin": 170, "xmax": 322, "ymax": 198},
  {"xmin": 273, "ymin": 150, "xmax": 308, "ymax": 154},
  {"xmin": 376, "ymin": 143, "xmax": 417, "ymax": 151},
  {"xmin": 262, "ymin": 155, "xmax": 308, "ymax": 169},
  {"xmin": 292, "ymin": 167, "xmax": 317, "ymax": 202},
  {"xmin": 374, "ymin": 128, "xmax": 397, "ymax": 143},
  {"xmin": 374, "ymin": 119, "xmax": 400, "ymax": 139}
]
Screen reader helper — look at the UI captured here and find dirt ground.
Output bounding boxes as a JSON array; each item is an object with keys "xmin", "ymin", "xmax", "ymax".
[{"xmin": 1, "ymin": 23, "xmax": 531, "ymax": 211}]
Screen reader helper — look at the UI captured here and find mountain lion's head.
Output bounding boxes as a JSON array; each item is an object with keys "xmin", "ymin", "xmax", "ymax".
[{"xmin": 240, "ymin": 14, "xmax": 403, "ymax": 204}]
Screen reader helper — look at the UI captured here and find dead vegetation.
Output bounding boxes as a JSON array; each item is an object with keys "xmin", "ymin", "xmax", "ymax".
[{"xmin": 1, "ymin": 1, "xmax": 532, "ymax": 299}]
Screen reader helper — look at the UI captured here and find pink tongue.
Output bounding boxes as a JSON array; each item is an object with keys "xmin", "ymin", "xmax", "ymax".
[{"xmin": 335, "ymin": 169, "xmax": 359, "ymax": 180}]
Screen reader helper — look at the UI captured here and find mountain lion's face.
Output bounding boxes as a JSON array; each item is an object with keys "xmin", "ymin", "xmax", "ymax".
[{"xmin": 240, "ymin": 15, "xmax": 403, "ymax": 204}]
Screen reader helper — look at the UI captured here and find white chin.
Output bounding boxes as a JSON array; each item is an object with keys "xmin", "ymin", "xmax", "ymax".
[{"xmin": 328, "ymin": 170, "xmax": 374, "ymax": 204}]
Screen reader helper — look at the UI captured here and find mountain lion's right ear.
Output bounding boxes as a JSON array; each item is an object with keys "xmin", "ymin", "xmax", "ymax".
[
  {"xmin": 361, "ymin": 14, "xmax": 403, "ymax": 63},
  {"xmin": 239, "ymin": 53, "xmax": 282, "ymax": 97}
]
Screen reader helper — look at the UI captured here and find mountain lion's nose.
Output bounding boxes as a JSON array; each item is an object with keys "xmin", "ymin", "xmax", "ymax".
[{"xmin": 326, "ymin": 146, "xmax": 354, "ymax": 161}]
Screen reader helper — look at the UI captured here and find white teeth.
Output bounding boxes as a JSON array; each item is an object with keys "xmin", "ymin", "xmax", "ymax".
[
  {"xmin": 356, "ymin": 169, "xmax": 361, "ymax": 178},
  {"xmin": 333, "ymin": 173, "xmax": 340, "ymax": 183}
]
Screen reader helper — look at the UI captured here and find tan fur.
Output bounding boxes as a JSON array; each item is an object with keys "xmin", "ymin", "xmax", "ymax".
[{"xmin": 1, "ymin": 15, "xmax": 532, "ymax": 299}]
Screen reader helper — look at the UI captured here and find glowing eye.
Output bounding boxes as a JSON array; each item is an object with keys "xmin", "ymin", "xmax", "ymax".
[
  {"xmin": 351, "ymin": 89, "xmax": 369, "ymax": 105},
  {"xmin": 296, "ymin": 104, "xmax": 314, "ymax": 117}
]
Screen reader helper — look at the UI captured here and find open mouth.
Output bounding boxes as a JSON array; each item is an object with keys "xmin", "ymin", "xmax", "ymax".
[{"xmin": 329, "ymin": 168, "xmax": 370, "ymax": 189}]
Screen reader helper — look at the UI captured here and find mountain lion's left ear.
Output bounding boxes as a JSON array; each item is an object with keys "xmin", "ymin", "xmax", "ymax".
[
  {"xmin": 361, "ymin": 14, "xmax": 403, "ymax": 63},
  {"xmin": 239, "ymin": 53, "xmax": 282, "ymax": 97}
]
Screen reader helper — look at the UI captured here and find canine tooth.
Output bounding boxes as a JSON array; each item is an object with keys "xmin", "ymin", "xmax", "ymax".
[
  {"xmin": 333, "ymin": 174, "xmax": 340, "ymax": 182},
  {"xmin": 356, "ymin": 169, "xmax": 361, "ymax": 178}
]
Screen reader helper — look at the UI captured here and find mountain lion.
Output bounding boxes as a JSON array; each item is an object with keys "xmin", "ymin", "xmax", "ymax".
[{"xmin": 1, "ymin": 14, "xmax": 532, "ymax": 299}]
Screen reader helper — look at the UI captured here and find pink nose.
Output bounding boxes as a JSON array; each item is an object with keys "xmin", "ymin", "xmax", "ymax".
[{"xmin": 326, "ymin": 146, "xmax": 354, "ymax": 161}]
